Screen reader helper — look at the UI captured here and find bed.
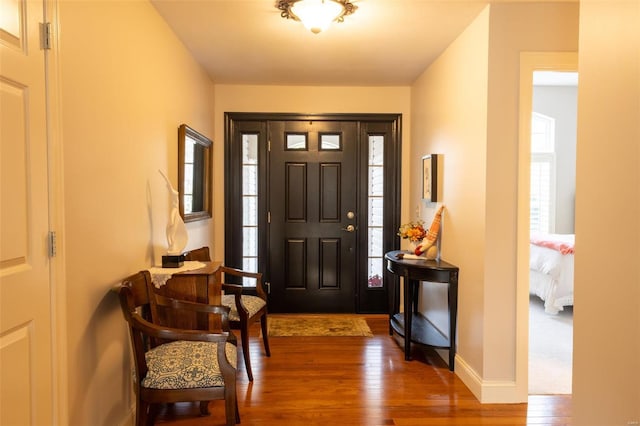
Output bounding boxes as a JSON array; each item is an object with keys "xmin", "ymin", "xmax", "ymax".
[{"xmin": 529, "ymin": 233, "xmax": 575, "ymax": 314}]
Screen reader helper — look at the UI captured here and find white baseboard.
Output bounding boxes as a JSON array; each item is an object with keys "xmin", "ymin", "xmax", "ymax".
[{"xmin": 448, "ymin": 353, "xmax": 528, "ymax": 404}]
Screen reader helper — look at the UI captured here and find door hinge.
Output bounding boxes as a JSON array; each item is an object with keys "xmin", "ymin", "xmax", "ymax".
[
  {"xmin": 40, "ymin": 22, "xmax": 52, "ymax": 50},
  {"xmin": 265, "ymin": 281, "xmax": 271, "ymax": 294},
  {"xmin": 48, "ymin": 231, "xmax": 57, "ymax": 257},
  {"xmin": 267, "ymin": 211, "xmax": 271, "ymax": 224},
  {"xmin": 268, "ymin": 140, "xmax": 271, "ymax": 152}
]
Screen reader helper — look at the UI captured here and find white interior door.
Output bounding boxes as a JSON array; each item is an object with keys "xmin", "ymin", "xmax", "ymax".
[{"xmin": 1, "ymin": 0, "xmax": 54, "ymax": 424}]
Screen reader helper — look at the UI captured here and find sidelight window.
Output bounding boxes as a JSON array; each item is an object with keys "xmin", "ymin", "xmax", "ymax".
[
  {"xmin": 242, "ymin": 134, "xmax": 259, "ymax": 286},
  {"xmin": 367, "ymin": 135, "xmax": 384, "ymax": 288}
]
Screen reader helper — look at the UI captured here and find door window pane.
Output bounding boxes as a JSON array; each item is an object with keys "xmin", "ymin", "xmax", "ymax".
[
  {"xmin": 320, "ymin": 133, "xmax": 341, "ymax": 150},
  {"xmin": 243, "ymin": 134, "xmax": 258, "ymax": 163},
  {"xmin": 367, "ymin": 258, "xmax": 383, "ymax": 288},
  {"xmin": 368, "ymin": 197, "xmax": 383, "ymax": 227},
  {"xmin": 369, "ymin": 135, "xmax": 384, "ymax": 165},
  {"xmin": 286, "ymin": 133, "xmax": 307, "ymax": 150},
  {"xmin": 368, "ymin": 167, "xmax": 384, "ymax": 196}
]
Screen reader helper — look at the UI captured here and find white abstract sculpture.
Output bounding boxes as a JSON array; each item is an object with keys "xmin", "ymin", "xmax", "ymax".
[{"xmin": 159, "ymin": 170, "xmax": 188, "ymax": 255}]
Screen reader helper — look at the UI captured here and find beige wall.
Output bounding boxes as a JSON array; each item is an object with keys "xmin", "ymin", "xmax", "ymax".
[
  {"xmin": 410, "ymin": 2, "xmax": 579, "ymax": 402},
  {"xmin": 58, "ymin": 1, "xmax": 215, "ymax": 424},
  {"xmin": 411, "ymin": 5, "xmax": 490, "ymax": 379},
  {"xmin": 212, "ymin": 85, "xmax": 411, "ymax": 262},
  {"xmin": 573, "ymin": 1, "xmax": 640, "ymax": 424}
]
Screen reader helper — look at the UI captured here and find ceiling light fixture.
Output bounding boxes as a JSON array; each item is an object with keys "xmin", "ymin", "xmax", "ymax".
[{"xmin": 276, "ymin": 0, "xmax": 357, "ymax": 34}]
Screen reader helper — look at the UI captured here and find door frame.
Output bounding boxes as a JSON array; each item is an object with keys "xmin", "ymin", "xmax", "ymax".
[
  {"xmin": 224, "ymin": 112, "xmax": 402, "ymax": 313},
  {"xmin": 46, "ymin": 0, "xmax": 68, "ymax": 423},
  {"xmin": 516, "ymin": 52, "xmax": 578, "ymax": 400}
]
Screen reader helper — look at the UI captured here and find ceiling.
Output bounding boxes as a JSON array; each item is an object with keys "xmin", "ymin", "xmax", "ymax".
[
  {"xmin": 151, "ymin": 1, "xmax": 577, "ymax": 87},
  {"xmin": 150, "ymin": 0, "xmax": 497, "ymax": 86}
]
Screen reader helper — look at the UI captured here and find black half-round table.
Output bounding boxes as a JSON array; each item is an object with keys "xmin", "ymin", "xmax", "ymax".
[{"xmin": 385, "ymin": 250, "xmax": 459, "ymax": 371}]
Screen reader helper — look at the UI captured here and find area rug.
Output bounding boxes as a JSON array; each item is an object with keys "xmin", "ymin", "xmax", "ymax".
[{"xmin": 266, "ymin": 315, "xmax": 373, "ymax": 337}]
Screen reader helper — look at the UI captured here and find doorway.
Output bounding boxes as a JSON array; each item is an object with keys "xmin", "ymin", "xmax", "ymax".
[
  {"xmin": 224, "ymin": 113, "xmax": 402, "ymax": 313},
  {"xmin": 516, "ymin": 53, "xmax": 578, "ymax": 399},
  {"xmin": 528, "ymin": 71, "xmax": 577, "ymax": 395}
]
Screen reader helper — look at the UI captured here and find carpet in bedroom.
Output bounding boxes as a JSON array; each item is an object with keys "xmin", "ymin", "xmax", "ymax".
[{"xmin": 529, "ymin": 295, "xmax": 573, "ymax": 394}]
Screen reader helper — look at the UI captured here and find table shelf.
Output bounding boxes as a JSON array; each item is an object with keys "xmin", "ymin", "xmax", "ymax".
[{"xmin": 390, "ymin": 312, "xmax": 450, "ymax": 349}]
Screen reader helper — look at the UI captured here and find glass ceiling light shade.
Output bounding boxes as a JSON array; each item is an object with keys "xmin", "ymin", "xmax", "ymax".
[
  {"xmin": 292, "ymin": 0, "xmax": 342, "ymax": 33},
  {"xmin": 277, "ymin": 0, "xmax": 357, "ymax": 34}
]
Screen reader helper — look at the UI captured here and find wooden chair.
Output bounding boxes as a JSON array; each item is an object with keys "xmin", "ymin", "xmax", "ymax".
[
  {"xmin": 117, "ymin": 270, "xmax": 240, "ymax": 426},
  {"xmin": 184, "ymin": 247, "xmax": 271, "ymax": 381}
]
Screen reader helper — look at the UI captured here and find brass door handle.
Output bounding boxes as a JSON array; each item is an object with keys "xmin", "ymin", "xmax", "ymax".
[{"xmin": 342, "ymin": 224, "xmax": 356, "ymax": 232}]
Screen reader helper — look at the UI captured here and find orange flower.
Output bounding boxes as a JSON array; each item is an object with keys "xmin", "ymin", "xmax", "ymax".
[{"xmin": 398, "ymin": 220, "xmax": 427, "ymax": 242}]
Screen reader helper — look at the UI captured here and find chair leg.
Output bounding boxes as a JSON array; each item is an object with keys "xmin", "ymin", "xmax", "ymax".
[
  {"xmin": 199, "ymin": 401, "xmax": 210, "ymax": 416},
  {"xmin": 148, "ymin": 403, "xmax": 159, "ymax": 425},
  {"xmin": 136, "ymin": 397, "xmax": 149, "ymax": 426},
  {"xmin": 225, "ymin": 389, "xmax": 239, "ymax": 425},
  {"xmin": 240, "ymin": 325, "xmax": 254, "ymax": 381},
  {"xmin": 260, "ymin": 313, "xmax": 271, "ymax": 357}
]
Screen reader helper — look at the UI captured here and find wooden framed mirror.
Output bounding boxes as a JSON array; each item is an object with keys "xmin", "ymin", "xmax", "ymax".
[{"xmin": 178, "ymin": 124, "xmax": 212, "ymax": 222}]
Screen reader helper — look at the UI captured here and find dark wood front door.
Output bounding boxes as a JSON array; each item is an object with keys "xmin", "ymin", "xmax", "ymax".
[
  {"xmin": 224, "ymin": 113, "xmax": 402, "ymax": 314},
  {"xmin": 268, "ymin": 120, "xmax": 358, "ymax": 312}
]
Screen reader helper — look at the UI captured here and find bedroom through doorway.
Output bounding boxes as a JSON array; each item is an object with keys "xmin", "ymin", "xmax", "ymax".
[{"xmin": 527, "ymin": 70, "xmax": 578, "ymax": 395}]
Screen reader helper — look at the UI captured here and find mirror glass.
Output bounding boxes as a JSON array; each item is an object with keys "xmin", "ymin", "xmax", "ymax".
[{"xmin": 178, "ymin": 124, "xmax": 212, "ymax": 222}]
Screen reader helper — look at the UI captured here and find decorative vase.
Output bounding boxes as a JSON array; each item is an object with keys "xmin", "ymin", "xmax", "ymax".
[{"xmin": 407, "ymin": 240, "xmax": 422, "ymax": 255}]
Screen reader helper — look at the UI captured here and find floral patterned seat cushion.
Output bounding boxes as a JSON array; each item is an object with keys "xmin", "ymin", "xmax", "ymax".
[
  {"xmin": 221, "ymin": 294, "xmax": 266, "ymax": 322},
  {"xmin": 142, "ymin": 340, "xmax": 237, "ymax": 389}
]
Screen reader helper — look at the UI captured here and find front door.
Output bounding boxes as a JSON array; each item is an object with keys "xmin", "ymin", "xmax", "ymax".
[
  {"xmin": 224, "ymin": 113, "xmax": 402, "ymax": 314},
  {"xmin": 1, "ymin": 0, "xmax": 55, "ymax": 424},
  {"xmin": 268, "ymin": 120, "xmax": 357, "ymax": 312}
]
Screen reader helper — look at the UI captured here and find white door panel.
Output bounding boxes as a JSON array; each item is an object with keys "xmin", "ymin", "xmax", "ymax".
[{"xmin": 0, "ymin": 0, "xmax": 54, "ymax": 424}]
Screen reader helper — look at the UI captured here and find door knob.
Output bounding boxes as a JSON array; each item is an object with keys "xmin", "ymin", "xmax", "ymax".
[{"xmin": 342, "ymin": 224, "xmax": 355, "ymax": 232}]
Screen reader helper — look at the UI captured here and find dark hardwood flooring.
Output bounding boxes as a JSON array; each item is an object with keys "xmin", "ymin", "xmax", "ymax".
[{"xmin": 155, "ymin": 314, "xmax": 571, "ymax": 425}]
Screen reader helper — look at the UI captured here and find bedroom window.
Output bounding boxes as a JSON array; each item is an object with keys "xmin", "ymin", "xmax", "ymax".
[{"xmin": 530, "ymin": 112, "xmax": 556, "ymax": 233}]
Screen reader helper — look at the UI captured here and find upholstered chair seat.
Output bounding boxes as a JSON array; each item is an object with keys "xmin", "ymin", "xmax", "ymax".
[
  {"xmin": 143, "ymin": 340, "xmax": 237, "ymax": 390},
  {"xmin": 221, "ymin": 294, "xmax": 266, "ymax": 323}
]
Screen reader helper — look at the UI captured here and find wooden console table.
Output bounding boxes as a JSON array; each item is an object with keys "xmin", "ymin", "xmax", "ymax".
[
  {"xmin": 151, "ymin": 261, "xmax": 223, "ymax": 330},
  {"xmin": 385, "ymin": 250, "xmax": 459, "ymax": 371}
]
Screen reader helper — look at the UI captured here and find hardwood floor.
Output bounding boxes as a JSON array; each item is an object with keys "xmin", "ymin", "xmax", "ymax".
[{"xmin": 155, "ymin": 315, "xmax": 571, "ymax": 425}]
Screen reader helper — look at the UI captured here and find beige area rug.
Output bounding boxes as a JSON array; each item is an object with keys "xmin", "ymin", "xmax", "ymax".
[
  {"xmin": 266, "ymin": 315, "xmax": 373, "ymax": 337},
  {"xmin": 529, "ymin": 296, "xmax": 573, "ymax": 394}
]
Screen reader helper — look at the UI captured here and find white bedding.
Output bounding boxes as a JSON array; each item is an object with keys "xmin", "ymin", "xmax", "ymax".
[{"xmin": 529, "ymin": 233, "xmax": 574, "ymax": 314}]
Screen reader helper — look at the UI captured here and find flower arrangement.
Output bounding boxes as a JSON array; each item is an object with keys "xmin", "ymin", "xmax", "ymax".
[{"xmin": 398, "ymin": 219, "xmax": 427, "ymax": 243}]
